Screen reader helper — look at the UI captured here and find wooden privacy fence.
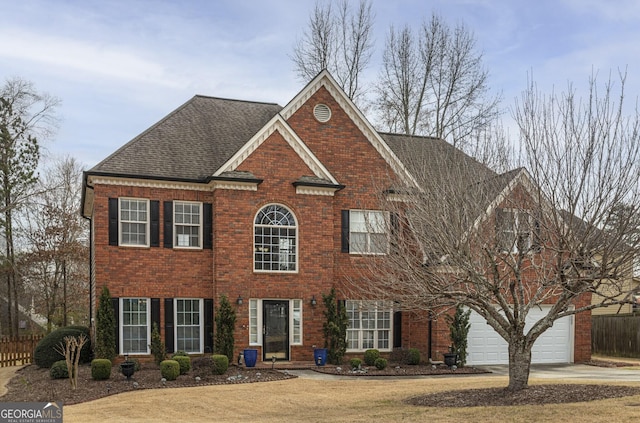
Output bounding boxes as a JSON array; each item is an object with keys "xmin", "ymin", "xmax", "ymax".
[
  {"xmin": 592, "ymin": 314, "xmax": 640, "ymax": 358},
  {"xmin": 0, "ymin": 335, "xmax": 44, "ymax": 367}
]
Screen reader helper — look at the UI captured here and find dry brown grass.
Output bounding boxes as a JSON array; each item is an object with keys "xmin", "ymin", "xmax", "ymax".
[{"xmin": 63, "ymin": 376, "xmax": 640, "ymax": 423}]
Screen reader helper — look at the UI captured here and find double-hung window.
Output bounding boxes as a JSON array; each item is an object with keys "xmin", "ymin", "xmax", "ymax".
[
  {"xmin": 174, "ymin": 202, "xmax": 202, "ymax": 248},
  {"xmin": 346, "ymin": 300, "xmax": 392, "ymax": 351},
  {"xmin": 121, "ymin": 298, "xmax": 150, "ymax": 354},
  {"xmin": 497, "ymin": 209, "xmax": 533, "ymax": 253},
  {"xmin": 349, "ymin": 210, "xmax": 388, "ymax": 254},
  {"xmin": 120, "ymin": 198, "xmax": 149, "ymax": 246},
  {"xmin": 175, "ymin": 299, "xmax": 202, "ymax": 353},
  {"xmin": 254, "ymin": 204, "xmax": 297, "ymax": 272}
]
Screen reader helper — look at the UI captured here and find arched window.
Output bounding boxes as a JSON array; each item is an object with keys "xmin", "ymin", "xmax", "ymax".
[{"xmin": 254, "ymin": 204, "xmax": 297, "ymax": 272}]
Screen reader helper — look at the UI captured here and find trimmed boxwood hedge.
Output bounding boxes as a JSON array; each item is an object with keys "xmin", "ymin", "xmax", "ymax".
[
  {"xmin": 407, "ymin": 348, "xmax": 421, "ymax": 365},
  {"xmin": 160, "ymin": 360, "xmax": 180, "ymax": 381},
  {"xmin": 50, "ymin": 360, "xmax": 69, "ymax": 379},
  {"xmin": 173, "ymin": 355, "xmax": 191, "ymax": 375},
  {"xmin": 34, "ymin": 326, "xmax": 92, "ymax": 368},
  {"xmin": 211, "ymin": 354, "xmax": 229, "ymax": 375},
  {"xmin": 91, "ymin": 359, "xmax": 112, "ymax": 380},
  {"xmin": 363, "ymin": 349, "xmax": 380, "ymax": 366}
]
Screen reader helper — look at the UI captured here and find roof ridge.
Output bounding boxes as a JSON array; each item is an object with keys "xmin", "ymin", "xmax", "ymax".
[{"xmin": 193, "ymin": 94, "xmax": 281, "ymax": 107}]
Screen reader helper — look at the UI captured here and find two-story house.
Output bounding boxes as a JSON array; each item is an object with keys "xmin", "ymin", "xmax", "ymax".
[{"xmin": 81, "ymin": 71, "xmax": 591, "ymax": 365}]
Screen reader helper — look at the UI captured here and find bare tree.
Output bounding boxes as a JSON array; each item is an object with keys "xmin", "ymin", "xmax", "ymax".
[
  {"xmin": 20, "ymin": 156, "xmax": 88, "ymax": 332},
  {"xmin": 355, "ymin": 72, "xmax": 640, "ymax": 391},
  {"xmin": 375, "ymin": 13, "xmax": 501, "ymax": 150},
  {"xmin": 0, "ymin": 78, "xmax": 59, "ymax": 336},
  {"xmin": 292, "ymin": 0, "xmax": 374, "ymax": 105}
]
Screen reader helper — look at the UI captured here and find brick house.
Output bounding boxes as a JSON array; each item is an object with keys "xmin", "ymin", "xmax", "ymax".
[{"xmin": 81, "ymin": 71, "xmax": 590, "ymax": 365}]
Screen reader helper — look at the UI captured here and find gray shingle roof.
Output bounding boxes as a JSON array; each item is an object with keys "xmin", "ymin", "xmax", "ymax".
[{"xmin": 89, "ymin": 95, "xmax": 282, "ymax": 181}]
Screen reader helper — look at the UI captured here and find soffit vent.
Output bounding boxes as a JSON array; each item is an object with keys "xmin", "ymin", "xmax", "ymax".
[{"xmin": 313, "ymin": 104, "xmax": 331, "ymax": 123}]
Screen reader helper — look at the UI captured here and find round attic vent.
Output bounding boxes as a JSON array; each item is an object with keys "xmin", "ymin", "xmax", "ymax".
[{"xmin": 313, "ymin": 104, "xmax": 331, "ymax": 123}]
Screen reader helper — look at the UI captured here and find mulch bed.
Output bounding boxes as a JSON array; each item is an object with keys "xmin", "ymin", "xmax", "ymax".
[
  {"xmin": 4, "ymin": 359, "xmax": 640, "ymax": 407},
  {"xmin": 312, "ymin": 363, "xmax": 489, "ymax": 376},
  {"xmin": 405, "ymin": 384, "xmax": 640, "ymax": 407},
  {"xmin": 0, "ymin": 363, "xmax": 295, "ymax": 405}
]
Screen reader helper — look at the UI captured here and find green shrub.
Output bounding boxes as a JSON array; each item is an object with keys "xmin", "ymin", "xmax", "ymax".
[
  {"xmin": 407, "ymin": 348, "xmax": 421, "ymax": 365},
  {"xmin": 35, "ymin": 326, "xmax": 92, "ymax": 368},
  {"xmin": 94, "ymin": 286, "xmax": 116, "ymax": 361},
  {"xmin": 150, "ymin": 323, "xmax": 166, "ymax": 365},
  {"xmin": 374, "ymin": 357, "xmax": 388, "ymax": 370},
  {"xmin": 214, "ymin": 295, "xmax": 236, "ymax": 361},
  {"xmin": 363, "ymin": 349, "xmax": 380, "ymax": 366},
  {"xmin": 50, "ymin": 360, "xmax": 69, "ymax": 379},
  {"xmin": 160, "ymin": 360, "xmax": 180, "ymax": 381},
  {"xmin": 211, "ymin": 354, "xmax": 229, "ymax": 375},
  {"xmin": 349, "ymin": 358, "xmax": 362, "ymax": 370},
  {"xmin": 172, "ymin": 350, "xmax": 188, "ymax": 358},
  {"xmin": 173, "ymin": 355, "xmax": 191, "ymax": 375},
  {"xmin": 91, "ymin": 359, "xmax": 112, "ymax": 380}
]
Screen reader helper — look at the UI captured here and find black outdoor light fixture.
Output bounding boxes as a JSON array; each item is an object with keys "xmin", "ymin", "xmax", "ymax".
[
  {"xmin": 236, "ymin": 295, "xmax": 243, "ymax": 305},
  {"xmin": 310, "ymin": 295, "xmax": 317, "ymax": 306}
]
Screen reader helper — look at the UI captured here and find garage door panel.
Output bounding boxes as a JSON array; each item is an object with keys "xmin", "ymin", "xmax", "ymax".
[{"xmin": 466, "ymin": 307, "xmax": 573, "ymax": 365}]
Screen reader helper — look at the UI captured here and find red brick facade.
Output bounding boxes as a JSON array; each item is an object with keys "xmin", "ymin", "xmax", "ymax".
[{"xmin": 85, "ymin": 72, "xmax": 591, "ymax": 365}]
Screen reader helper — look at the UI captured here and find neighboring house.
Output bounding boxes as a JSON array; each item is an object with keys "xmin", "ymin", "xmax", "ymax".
[{"xmin": 81, "ymin": 71, "xmax": 591, "ymax": 365}]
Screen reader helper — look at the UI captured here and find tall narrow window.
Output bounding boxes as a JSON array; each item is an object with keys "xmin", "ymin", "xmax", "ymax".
[
  {"xmin": 349, "ymin": 210, "xmax": 388, "ymax": 254},
  {"xmin": 292, "ymin": 299, "xmax": 302, "ymax": 345},
  {"xmin": 175, "ymin": 299, "xmax": 202, "ymax": 353},
  {"xmin": 254, "ymin": 204, "xmax": 297, "ymax": 271},
  {"xmin": 249, "ymin": 299, "xmax": 259, "ymax": 344},
  {"xmin": 174, "ymin": 202, "xmax": 202, "ymax": 248},
  {"xmin": 121, "ymin": 298, "xmax": 150, "ymax": 354},
  {"xmin": 120, "ymin": 199, "xmax": 149, "ymax": 246}
]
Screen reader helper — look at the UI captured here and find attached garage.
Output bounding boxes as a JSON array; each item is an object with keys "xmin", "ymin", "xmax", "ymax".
[{"xmin": 466, "ymin": 306, "xmax": 574, "ymax": 365}]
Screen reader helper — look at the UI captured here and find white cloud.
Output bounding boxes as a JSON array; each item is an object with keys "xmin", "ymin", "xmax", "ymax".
[{"xmin": 0, "ymin": 27, "xmax": 187, "ymax": 88}]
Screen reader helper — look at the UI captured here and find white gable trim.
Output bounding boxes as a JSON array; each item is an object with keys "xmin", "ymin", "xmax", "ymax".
[
  {"xmin": 470, "ymin": 168, "xmax": 552, "ymax": 233},
  {"xmin": 280, "ymin": 70, "xmax": 420, "ymax": 190},
  {"xmin": 213, "ymin": 114, "xmax": 339, "ymax": 185}
]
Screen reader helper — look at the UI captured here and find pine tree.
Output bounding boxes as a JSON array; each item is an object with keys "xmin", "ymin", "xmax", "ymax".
[
  {"xmin": 214, "ymin": 295, "xmax": 236, "ymax": 361},
  {"xmin": 94, "ymin": 286, "xmax": 116, "ymax": 361}
]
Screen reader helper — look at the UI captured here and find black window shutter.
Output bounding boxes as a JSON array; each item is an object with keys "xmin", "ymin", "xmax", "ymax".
[
  {"xmin": 341, "ymin": 210, "xmax": 350, "ymax": 253},
  {"xmin": 111, "ymin": 297, "xmax": 120, "ymax": 354},
  {"xmin": 495, "ymin": 208, "xmax": 507, "ymax": 251},
  {"xmin": 203, "ymin": 203, "xmax": 213, "ymax": 250},
  {"xmin": 108, "ymin": 198, "xmax": 118, "ymax": 246},
  {"xmin": 390, "ymin": 212, "xmax": 399, "ymax": 250},
  {"xmin": 204, "ymin": 299, "xmax": 214, "ymax": 353},
  {"xmin": 393, "ymin": 311, "xmax": 402, "ymax": 348},
  {"xmin": 151, "ymin": 298, "xmax": 160, "ymax": 331},
  {"xmin": 164, "ymin": 201, "xmax": 173, "ymax": 248},
  {"xmin": 150, "ymin": 201, "xmax": 160, "ymax": 247},
  {"xmin": 164, "ymin": 298, "xmax": 174, "ymax": 353}
]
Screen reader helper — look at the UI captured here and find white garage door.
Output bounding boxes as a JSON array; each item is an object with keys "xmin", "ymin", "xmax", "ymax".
[{"xmin": 466, "ymin": 306, "xmax": 573, "ymax": 365}]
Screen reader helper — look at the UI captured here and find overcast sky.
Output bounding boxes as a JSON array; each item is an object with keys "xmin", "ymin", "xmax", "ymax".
[{"xmin": 2, "ymin": 0, "xmax": 639, "ymax": 169}]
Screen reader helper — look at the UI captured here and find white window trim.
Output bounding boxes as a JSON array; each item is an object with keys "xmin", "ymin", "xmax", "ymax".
[
  {"xmin": 349, "ymin": 210, "xmax": 389, "ymax": 255},
  {"xmin": 249, "ymin": 299, "xmax": 261, "ymax": 346},
  {"xmin": 291, "ymin": 299, "xmax": 303, "ymax": 345},
  {"xmin": 345, "ymin": 300, "xmax": 393, "ymax": 352},
  {"xmin": 119, "ymin": 198, "xmax": 150, "ymax": 247},
  {"xmin": 173, "ymin": 201, "xmax": 203, "ymax": 249},
  {"xmin": 253, "ymin": 204, "xmax": 299, "ymax": 273},
  {"xmin": 248, "ymin": 299, "xmax": 303, "ymax": 346},
  {"xmin": 174, "ymin": 298, "xmax": 204, "ymax": 354},
  {"xmin": 500, "ymin": 208, "xmax": 533, "ymax": 253},
  {"xmin": 119, "ymin": 297, "xmax": 151, "ymax": 355}
]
